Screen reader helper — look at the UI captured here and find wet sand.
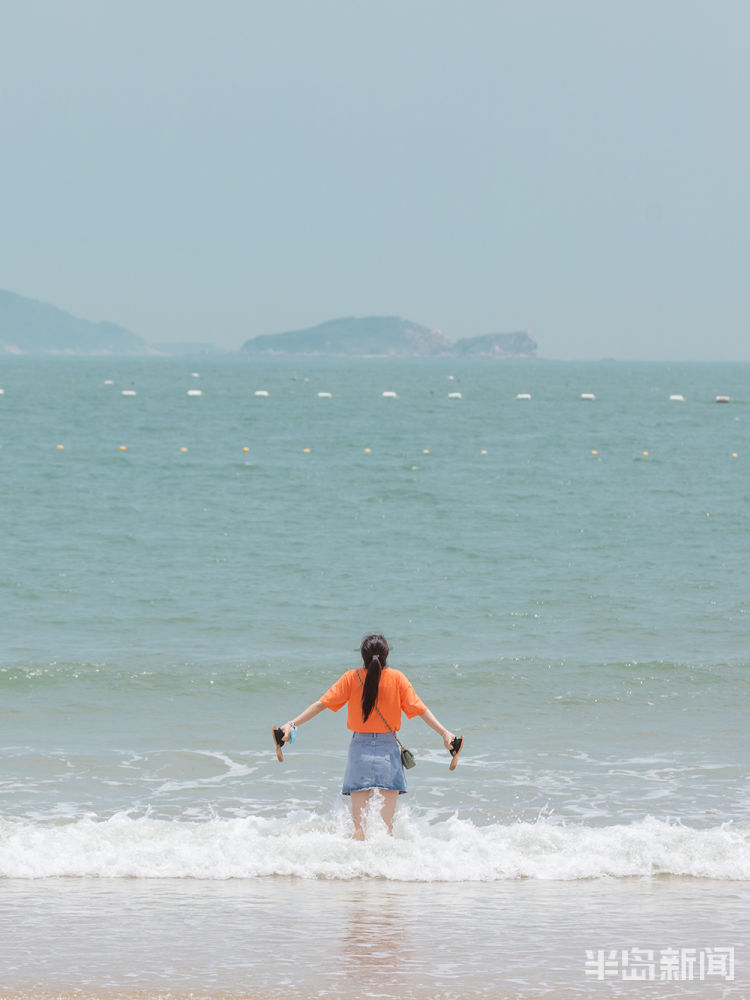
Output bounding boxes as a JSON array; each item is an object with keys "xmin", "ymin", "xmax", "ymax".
[{"xmin": 2, "ymin": 875, "xmax": 747, "ymax": 999}]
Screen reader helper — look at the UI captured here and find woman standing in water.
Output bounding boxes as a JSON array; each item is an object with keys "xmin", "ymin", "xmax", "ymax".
[{"xmin": 274, "ymin": 634, "xmax": 462, "ymax": 840}]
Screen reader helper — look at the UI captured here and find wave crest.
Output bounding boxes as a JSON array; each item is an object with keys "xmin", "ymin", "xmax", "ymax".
[{"xmin": 1, "ymin": 812, "xmax": 749, "ymax": 881}]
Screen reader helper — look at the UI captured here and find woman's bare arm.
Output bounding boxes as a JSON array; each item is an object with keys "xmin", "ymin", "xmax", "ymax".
[
  {"xmin": 281, "ymin": 700, "xmax": 326, "ymax": 741},
  {"xmin": 418, "ymin": 708, "xmax": 455, "ymax": 750}
]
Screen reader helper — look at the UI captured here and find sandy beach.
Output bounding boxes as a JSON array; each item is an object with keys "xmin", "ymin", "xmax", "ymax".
[{"xmin": 1, "ymin": 874, "xmax": 746, "ymax": 999}]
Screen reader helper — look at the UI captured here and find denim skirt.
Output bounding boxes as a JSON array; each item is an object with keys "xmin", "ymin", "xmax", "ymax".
[{"xmin": 342, "ymin": 732, "xmax": 407, "ymax": 795}]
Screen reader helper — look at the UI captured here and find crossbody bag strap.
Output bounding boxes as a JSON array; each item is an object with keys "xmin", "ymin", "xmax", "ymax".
[{"xmin": 355, "ymin": 669, "xmax": 406, "ymax": 752}]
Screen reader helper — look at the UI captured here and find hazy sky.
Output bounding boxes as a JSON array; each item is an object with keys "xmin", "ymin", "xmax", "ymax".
[{"xmin": 2, "ymin": 0, "xmax": 748, "ymax": 359}]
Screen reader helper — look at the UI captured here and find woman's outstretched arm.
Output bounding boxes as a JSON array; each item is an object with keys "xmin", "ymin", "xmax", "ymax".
[
  {"xmin": 418, "ymin": 708, "xmax": 455, "ymax": 750},
  {"xmin": 280, "ymin": 700, "xmax": 325, "ymax": 741}
]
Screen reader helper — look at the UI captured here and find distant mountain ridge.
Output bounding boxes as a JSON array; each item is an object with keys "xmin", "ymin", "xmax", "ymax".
[
  {"xmin": 0, "ymin": 289, "xmax": 144, "ymax": 354},
  {"xmin": 0, "ymin": 292, "xmax": 538, "ymax": 358},
  {"xmin": 242, "ymin": 316, "xmax": 537, "ymax": 358}
]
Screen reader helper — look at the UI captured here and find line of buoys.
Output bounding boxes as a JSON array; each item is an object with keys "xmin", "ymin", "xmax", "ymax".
[
  {"xmin": 23, "ymin": 443, "xmax": 743, "ymax": 461},
  {"xmin": 9, "ymin": 379, "xmax": 741, "ymax": 404}
]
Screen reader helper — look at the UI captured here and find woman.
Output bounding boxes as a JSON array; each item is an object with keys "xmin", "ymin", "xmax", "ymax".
[{"xmin": 275, "ymin": 634, "xmax": 462, "ymax": 840}]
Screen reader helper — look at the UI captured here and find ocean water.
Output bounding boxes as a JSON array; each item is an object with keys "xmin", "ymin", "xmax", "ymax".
[{"xmin": 1, "ymin": 357, "xmax": 749, "ymax": 998}]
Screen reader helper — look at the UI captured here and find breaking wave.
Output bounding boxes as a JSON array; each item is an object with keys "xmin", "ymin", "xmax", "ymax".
[{"xmin": 1, "ymin": 811, "xmax": 749, "ymax": 881}]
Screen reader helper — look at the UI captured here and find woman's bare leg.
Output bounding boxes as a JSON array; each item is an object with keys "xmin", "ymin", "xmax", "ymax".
[
  {"xmin": 378, "ymin": 789, "xmax": 399, "ymax": 835},
  {"xmin": 350, "ymin": 790, "xmax": 372, "ymax": 840},
  {"xmin": 350, "ymin": 789, "xmax": 399, "ymax": 839}
]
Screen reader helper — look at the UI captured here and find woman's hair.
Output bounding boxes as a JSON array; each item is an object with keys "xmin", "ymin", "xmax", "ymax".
[{"xmin": 360, "ymin": 634, "xmax": 390, "ymax": 722}]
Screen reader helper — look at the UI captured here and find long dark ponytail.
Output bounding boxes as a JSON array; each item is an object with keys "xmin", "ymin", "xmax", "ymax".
[{"xmin": 360, "ymin": 634, "xmax": 389, "ymax": 722}]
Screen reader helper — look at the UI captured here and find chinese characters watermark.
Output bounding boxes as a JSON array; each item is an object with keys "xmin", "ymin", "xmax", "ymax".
[{"xmin": 585, "ymin": 947, "xmax": 735, "ymax": 981}]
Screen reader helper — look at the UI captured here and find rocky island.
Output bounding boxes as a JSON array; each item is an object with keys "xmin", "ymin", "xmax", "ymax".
[{"xmin": 242, "ymin": 316, "xmax": 537, "ymax": 358}]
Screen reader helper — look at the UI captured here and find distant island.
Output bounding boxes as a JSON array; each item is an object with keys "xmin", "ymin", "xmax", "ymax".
[
  {"xmin": 0, "ymin": 289, "xmax": 144, "ymax": 354},
  {"xmin": 242, "ymin": 316, "xmax": 537, "ymax": 358},
  {"xmin": 0, "ymin": 290, "xmax": 538, "ymax": 358}
]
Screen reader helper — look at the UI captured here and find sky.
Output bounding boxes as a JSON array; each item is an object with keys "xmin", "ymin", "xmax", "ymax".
[{"xmin": 1, "ymin": 0, "xmax": 748, "ymax": 359}]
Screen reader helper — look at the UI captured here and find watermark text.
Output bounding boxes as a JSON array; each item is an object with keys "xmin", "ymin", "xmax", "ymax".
[{"xmin": 585, "ymin": 947, "xmax": 734, "ymax": 982}]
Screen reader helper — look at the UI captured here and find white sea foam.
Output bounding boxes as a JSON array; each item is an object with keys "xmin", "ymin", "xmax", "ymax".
[{"xmin": 1, "ymin": 813, "xmax": 748, "ymax": 881}]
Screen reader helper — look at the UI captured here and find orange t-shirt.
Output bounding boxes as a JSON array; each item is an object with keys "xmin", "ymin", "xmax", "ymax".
[{"xmin": 320, "ymin": 667, "xmax": 426, "ymax": 732}]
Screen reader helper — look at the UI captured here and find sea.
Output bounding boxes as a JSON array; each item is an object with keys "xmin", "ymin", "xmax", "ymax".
[{"xmin": 0, "ymin": 356, "xmax": 748, "ymax": 999}]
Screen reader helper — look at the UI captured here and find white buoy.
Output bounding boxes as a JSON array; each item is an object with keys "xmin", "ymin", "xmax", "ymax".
[
  {"xmin": 104, "ymin": 380, "xmax": 114, "ymax": 385},
  {"xmin": 580, "ymin": 393, "xmax": 596, "ymax": 401},
  {"xmin": 448, "ymin": 375, "xmax": 455, "ymax": 381},
  {"xmin": 382, "ymin": 391, "xmax": 398, "ymax": 398},
  {"xmin": 254, "ymin": 390, "xmax": 269, "ymax": 397},
  {"xmin": 317, "ymin": 391, "xmax": 333, "ymax": 398},
  {"xmin": 715, "ymin": 395, "xmax": 731, "ymax": 403},
  {"xmin": 448, "ymin": 392, "xmax": 462, "ymax": 399},
  {"xmin": 121, "ymin": 389, "xmax": 137, "ymax": 397},
  {"xmin": 0, "ymin": 389, "xmax": 4, "ymax": 395},
  {"xmin": 669, "ymin": 394, "xmax": 686, "ymax": 402},
  {"xmin": 187, "ymin": 389, "xmax": 202, "ymax": 396},
  {"xmin": 191, "ymin": 372, "xmax": 200, "ymax": 378},
  {"xmin": 516, "ymin": 393, "xmax": 531, "ymax": 400}
]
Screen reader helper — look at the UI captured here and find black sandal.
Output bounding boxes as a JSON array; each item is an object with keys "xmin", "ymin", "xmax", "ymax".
[
  {"xmin": 272, "ymin": 726, "xmax": 285, "ymax": 763},
  {"xmin": 449, "ymin": 735, "xmax": 464, "ymax": 771}
]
